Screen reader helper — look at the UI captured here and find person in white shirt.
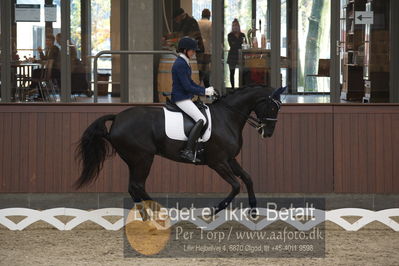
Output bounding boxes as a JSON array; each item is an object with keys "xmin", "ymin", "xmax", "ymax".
[{"xmin": 197, "ymin": 9, "xmax": 212, "ymax": 88}]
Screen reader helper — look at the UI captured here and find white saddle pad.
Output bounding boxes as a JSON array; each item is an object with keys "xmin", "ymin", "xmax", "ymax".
[{"xmin": 163, "ymin": 106, "xmax": 212, "ymax": 142}]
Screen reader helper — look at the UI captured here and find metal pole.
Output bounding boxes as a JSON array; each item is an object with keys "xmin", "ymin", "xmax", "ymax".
[
  {"xmin": 211, "ymin": 0, "xmax": 225, "ymax": 94},
  {"xmin": 270, "ymin": 0, "xmax": 281, "ymax": 89},
  {"xmin": 291, "ymin": 0, "xmax": 299, "ymax": 94},
  {"xmin": 61, "ymin": 0, "xmax": 71, "ymax": 102},
  {"xmin": 330, "ymin": 0, "xmax": 341, "ymax": 103},
  {"xmin": 120, "ymin": 0, "xmax": 129, "ymax": 102},
  {"xmin": 1, "ymin": 0, "xmax": 12, "ymax": 102},
  {"xmin": 390, "ymin": 0, "xmax": 399, "ymax": 103},
  {"xmin": 92, "ymin": 50, "xmax": 177, "ymax": 102}
]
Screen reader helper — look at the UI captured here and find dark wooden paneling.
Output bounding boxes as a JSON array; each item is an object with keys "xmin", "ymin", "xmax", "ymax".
[
  {"xmin": 333, "ymin": 106, "xmax": 399, "ymax": 193},
  {"xmin": 241, "ymin": 106, "xmax": 334, "ymax": 193},
  {"xmin": 0, "ymin": 104, "xmax": 398, "ymax": 193},
  {"xmin": 3, "ymin": 113, "xmax": 12, "ymax": 192}
]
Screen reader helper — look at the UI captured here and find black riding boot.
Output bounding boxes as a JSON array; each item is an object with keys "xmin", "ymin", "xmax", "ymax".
[{"xmin": 180, "ymin": 119, "xmax": 204, "ymax": 163}]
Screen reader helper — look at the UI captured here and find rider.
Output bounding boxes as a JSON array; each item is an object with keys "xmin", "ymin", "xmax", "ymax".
[{"xmin": 171, "ymin": 37, "xmax": 215, "ymax": 162}]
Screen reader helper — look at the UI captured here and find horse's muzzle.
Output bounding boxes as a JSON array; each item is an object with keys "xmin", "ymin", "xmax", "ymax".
[{"xmin": 258, "ymin": 123, "xmax": 274, "ymax": 138}]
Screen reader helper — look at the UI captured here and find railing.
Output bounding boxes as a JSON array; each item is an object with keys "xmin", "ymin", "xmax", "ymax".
[{"xmin": 93, "ymin": 50, "xmax": 178, "ymax": 102}]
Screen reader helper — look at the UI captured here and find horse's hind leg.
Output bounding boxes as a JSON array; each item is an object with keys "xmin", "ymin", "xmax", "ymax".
[
  {"xmin": 126, "ymin": 154, "xmax": 157, "ymax": 221},
  {"xmin": 128, "ymin": 166, "xmax": 143, "ymax": 203},
  {"xmin": 128, "ymin": 154, "xmax": 154, "ymax": 203},
  {"xmin": 210, "ymin": 161, "xmax": 241, "ymax": 214}
]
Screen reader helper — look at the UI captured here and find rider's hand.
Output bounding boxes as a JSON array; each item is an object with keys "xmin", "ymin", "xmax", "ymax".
[{"xmin": 205, "ymin": 86, "xmax": 215, "ymax": 96}]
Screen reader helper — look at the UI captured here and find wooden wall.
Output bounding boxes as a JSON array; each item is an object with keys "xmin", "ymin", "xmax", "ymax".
[
  {"xmin": 334, "ymin": 105, "xmax": 399, "ymax": 193},
  {"xmin": 241, "ymin": 105, "xmax": 334, "ymax": 193},
  {"xmin": 0, "ymin": 103, "xmax": 398, "ymax": 193}
]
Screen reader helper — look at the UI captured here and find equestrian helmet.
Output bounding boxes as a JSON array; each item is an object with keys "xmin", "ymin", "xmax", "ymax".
[{"xmin": 178, "ymin": 37, "xmax": 199, "ymax": 51}]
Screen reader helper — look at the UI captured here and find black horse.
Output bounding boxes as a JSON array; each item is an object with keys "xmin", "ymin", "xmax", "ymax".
[{"xmin": 75, "ymin": 86, "xmax": 285, "ymax": 214}]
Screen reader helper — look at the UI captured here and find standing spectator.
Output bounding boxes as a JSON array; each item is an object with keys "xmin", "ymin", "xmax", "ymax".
[
  {"xmin": 173, "ymin": 8, "xmax": 204, "ymax": 53},
  {"xmin": 197, "ymin": 8, "xmax": 212, "ymax": 87},
  {"xmin": 227, "ymin": 18, "xmax": 246, "ymax": 89}
]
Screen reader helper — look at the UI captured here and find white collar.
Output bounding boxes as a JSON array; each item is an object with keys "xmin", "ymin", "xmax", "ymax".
[{"xmin": 179, "ymin": 53, "xmax": 190, "ymax": 66}]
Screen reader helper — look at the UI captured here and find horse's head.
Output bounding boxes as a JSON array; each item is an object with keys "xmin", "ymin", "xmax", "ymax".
[{"xmin": 254, "ymin": 87, "xmax": 286, "ymax": 138}]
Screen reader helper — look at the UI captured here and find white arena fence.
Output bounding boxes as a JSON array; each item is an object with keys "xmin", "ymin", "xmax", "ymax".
[{"xmin": 0, "ymin": 208, "xmax": 398, "ymax": 231}]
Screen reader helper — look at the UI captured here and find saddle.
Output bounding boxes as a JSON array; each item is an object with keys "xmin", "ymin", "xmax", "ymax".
[{"xmin": 165, "ymin": 97, "xmax": 209, "ymax": 137}]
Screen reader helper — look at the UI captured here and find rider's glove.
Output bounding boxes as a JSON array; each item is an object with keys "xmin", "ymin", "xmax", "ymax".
[{"xmin": 205, "ymin": 86, "xmax": 215, "ymax": 96}]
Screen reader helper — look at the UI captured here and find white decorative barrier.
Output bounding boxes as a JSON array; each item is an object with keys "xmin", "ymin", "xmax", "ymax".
[
  {"xmin": 0, "ymin": 208, "xmax": 398, "ymax": 231},
  {"xmin": 0, "ymin": 208, "xmax": 125, "ymax": 231}
]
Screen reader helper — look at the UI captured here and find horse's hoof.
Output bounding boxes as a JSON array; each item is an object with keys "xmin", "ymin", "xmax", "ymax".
[
  {"xmin": 211, "ymin": 206, "xmax": 220, "ymax": 216},
  {"xmin": 248, "ymin": 208, "xmax": 259, "ymax": 219}
]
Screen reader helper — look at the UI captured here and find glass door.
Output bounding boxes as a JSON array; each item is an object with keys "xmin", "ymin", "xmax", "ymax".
[
  {"xmin": 67, "ymin": 0, "xmax": 119, "ymax": 103},
  {"xmin": 224, "ymin": 0, "xmax": 252, "ymax": 90},
  {"xmin": 60, "ymin": 0, "xmax": 94, "ymax": 102},
  {"xmin": 297, "ymin": 0, "xmax": 331, "ymax": 94},
  {"xmin": 280, "ymin": 0, "xmax": 332, "ymax": 103}
]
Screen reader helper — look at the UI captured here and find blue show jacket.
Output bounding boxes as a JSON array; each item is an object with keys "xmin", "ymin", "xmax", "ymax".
[{"xmin": 171, "ymin": 56, "xmax": 205, "ymax": 103}]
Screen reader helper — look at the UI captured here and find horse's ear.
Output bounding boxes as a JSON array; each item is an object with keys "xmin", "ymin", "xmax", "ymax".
[{"xmin": 271, "ymin": 86, "xmax": 287, "ymax": 101}]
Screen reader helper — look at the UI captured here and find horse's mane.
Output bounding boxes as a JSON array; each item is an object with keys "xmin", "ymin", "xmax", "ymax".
[
  {"xmin": 211, "ymin": 87, "xmax": 245, "ymax": 103},
  {"xmin": 211, "ymin": 85, "xmax": 269, "ymax": 104}
]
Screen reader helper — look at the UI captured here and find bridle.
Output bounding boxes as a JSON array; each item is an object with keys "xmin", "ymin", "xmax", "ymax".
[
  {"xmin": 218, "ymin": 96, "xmax": 281, "ymax": 130},
  {"xmin": 255, "ymin": 96, "xmax": 281, "ymax": 122}
]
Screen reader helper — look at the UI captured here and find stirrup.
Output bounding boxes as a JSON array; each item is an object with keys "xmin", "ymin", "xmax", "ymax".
[{"xmin": 180, "ymin": 148, "xmax": 200, "ymax": 163}]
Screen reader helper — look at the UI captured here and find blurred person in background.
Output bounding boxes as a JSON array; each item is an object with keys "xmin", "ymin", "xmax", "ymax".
[
  {"xmin": 197, "ymin": 8, "xmax": 212, "ymax": 87},
  {"xmin": 172, "ymin": 8, "xmax": 204, "ymax": 53},
  {"xmin": 227, "ymin": 18, "xmax": 246, "ymax": 89}
]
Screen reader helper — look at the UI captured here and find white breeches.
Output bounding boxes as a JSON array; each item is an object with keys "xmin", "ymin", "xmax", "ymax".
[{"xmin": 175, "ymin": 99, "xmax": 206, "ymax": 123}]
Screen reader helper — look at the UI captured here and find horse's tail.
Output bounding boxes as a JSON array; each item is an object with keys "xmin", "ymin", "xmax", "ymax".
[{"xmin": 74, "ymin": 114, "xmax": 116, "ymax": 189}]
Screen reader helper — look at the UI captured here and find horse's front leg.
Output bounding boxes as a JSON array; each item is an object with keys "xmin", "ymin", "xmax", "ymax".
[
  {"xmin": 210, "ymin": 161, "xmax": 241, "ymax": 214},
  {"xmin": 229, "ymin": 158, "xmax": 257, "ymax": 216}
]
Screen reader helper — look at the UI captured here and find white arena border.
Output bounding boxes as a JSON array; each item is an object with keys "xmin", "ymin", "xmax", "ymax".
[{"xmin": 0, "ymin": 208, "xmax": 398, "ymax": 231}]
